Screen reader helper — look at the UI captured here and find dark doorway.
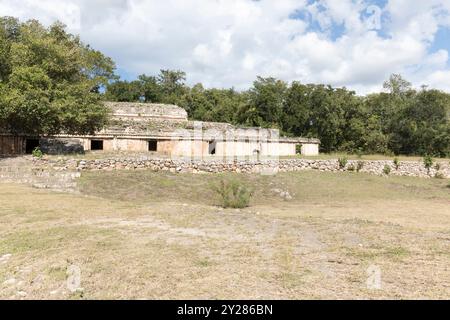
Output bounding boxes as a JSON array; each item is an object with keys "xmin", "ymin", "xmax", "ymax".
[
  {"xmin": 148, "ymin": 140, "xmax": 157, "ymax": 152},
  {"xmin": 209, "ymin": 140, "xmax": 216, "ymax": 155},
  {"xmin": 91, "ymin": 140, "xmax": 104, "ymax": 150},
  {"xmin": 25, "ymin": 139, "xmax": 40, "ymax": 154}
]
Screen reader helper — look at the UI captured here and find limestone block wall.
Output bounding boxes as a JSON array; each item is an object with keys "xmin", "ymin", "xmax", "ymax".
[
  {"xmin": 278, "ymin": 143, "xmax": 296, "ymax": 156},
  {"xmin": 115, "ymin": 139, "xmax": 148, "ymax": 152},
  {"xmin": 214, "ymin": 141, "xmax": 298, "ymax": 157},
  {"xmin": 105, "ymin": 101, "xmax": 188, "ymax": 121},
  {"xmin": 40, "ymin": 138, "xmax": 84, "ymax": 154},
  {"xmin": 0, "ymin": 161, "xmax": 80, "ymax": 191},
  {"xmin": 158, "ymin": 140, "xmax": 209, "ymax": 157},
  {"xmin": 301, "ymin": 143, "xmax": 319, "ymax": 156},
  {"xmin": 31, "ymin": 157, "xmax": 450, "ymax": 179}
]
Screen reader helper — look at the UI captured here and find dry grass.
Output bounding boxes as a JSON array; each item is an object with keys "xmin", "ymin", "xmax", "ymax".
[{"xmin": 0, "ymin": 170, "xmax": 449, "ymax": 299}]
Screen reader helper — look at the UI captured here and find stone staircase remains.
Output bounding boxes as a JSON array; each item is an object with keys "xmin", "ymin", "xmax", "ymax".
[{"xmin": 0, "ymin": 156, "xmax": 80, "ymax": 192}]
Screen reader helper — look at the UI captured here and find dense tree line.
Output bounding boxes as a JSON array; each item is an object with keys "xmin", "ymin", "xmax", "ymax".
[
  {"xmin": 105, "ymin": 72, "xmax": 450, "ymax": 157},
  {"xmin": 0, "ymin": 17, "xmax": 115, "ymax": 135},
  {"xmin": 1, "ymin": 17, "xmax": 449, "ymax": 157}
]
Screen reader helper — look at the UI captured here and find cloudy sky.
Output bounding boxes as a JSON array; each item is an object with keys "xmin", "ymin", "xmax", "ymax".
[{"xmin": 1, "ymin": 0, "xmax": 450, "ymax": 94}]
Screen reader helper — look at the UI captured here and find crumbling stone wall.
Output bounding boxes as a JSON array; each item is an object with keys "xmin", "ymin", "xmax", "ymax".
[
  {"xmin": 40, "ymin": 138, "xmax": 84, "ymax": 155},
  {"xmin": 0, "ymin": 157, "xmax": 80, "ymax": 191},
  {"xmin": 106, "ymin": 101, "xmax": 188, "ymax": 121},
  {"xmin": 32, "ymin": 157, "xmax": 450, "ymax": 179}
]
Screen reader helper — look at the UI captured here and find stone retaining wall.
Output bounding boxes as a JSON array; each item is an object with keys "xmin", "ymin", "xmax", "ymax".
[
  {"xmin": 32, "ymin": 157, "xmax": 450, "ymax": 179},
  {"xmin": 0, "ymin": 160, "xmax": 80, "ymax": 191}
]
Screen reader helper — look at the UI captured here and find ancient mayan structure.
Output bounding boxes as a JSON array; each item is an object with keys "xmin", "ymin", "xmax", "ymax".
[{"xmin": 0, "ymin": 102, "xmax": 320, "ymax": 157}]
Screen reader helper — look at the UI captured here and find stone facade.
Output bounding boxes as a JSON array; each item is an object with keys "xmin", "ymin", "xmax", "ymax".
[
  {"xmin": 0, "ymin": 102, "xmax": 320, "ymax": 157},
  {"xmin": 40, "ymin": 138, "xmax": 84, "ymax": 154},
  {"xmin": 104, "ymin": 101, "xmax": 188, "ymax": 121},
  {"xmin": 32, "ymin": 157, "xmax": 450, "ymax": 179}
]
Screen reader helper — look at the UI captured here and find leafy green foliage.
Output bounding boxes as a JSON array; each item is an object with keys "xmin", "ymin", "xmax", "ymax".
[
  {"xmin": 213, "ymin": 177, "xmax": 253, "ymax": 209},
  {"xmin": 31, "ymin": 146, "xmax": 43, "ymax": 158},
  {"xmin": 105, "ymin": 71, "xmax": 450, "ymax": 157},
  {"xmin": 0, "ymin": 17, "xmax": 115, "ymax": 135},
  {"xmin": 423, "ymin": 155, "xmax": 434, "ymax": 173},
  {"xmin": 434, "ymin": 172, "xmax": 445, "ymax": 179},
  {"xmin": 1, "ymin": 17, "xmax": 447, "ymax": 158},
  {"xmin": 338, "ymin": 157, "xmax": 348, "ymax": 169},
  {"xmin": 393, "ymin": 158, "xmax": 400, "ymax": 170},
  {"xmin": 383, "ymin": 165, "xmax": 391, "ymax": 175}
]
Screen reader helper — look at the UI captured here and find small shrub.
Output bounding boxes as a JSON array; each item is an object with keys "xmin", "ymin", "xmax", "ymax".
[
  {"xmin": 393, "ymin": 157, "xmax": 400, "ymax": 170},
  {"xmin": 356, "ymin": 160, "xmax": 364, "ymax": 172},
  {"xmin": 434, "ymin": 163, "xmax": 441, "ymax": 171},
  {"xmin": 383, "ymin": 164, "xmax": 391, "ymax": 175},
  {"xmin": 434, "ymin": 172, "xmax": 445, "ymax": 179},
  {"xmin": 423, "ymin": 155, "xmax": 433, "ymax": 173},
  {"xmin": 32, "ymin": 147, "xmax": 43, "ymax": 158},
  {"xmin": 213, "ymin": 177, "xmax": 253, "ymax": 209},
  {"xmin": 338, "ymin": 157, "xmax": 348, "ymax": 169}
]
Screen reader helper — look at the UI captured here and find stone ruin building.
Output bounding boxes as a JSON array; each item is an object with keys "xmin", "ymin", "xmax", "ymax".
[{"xmin": 0, "ymin": 102, "xmax": 320, "ymax": 158}]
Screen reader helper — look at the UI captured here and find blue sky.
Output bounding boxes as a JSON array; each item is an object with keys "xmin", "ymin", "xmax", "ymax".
[
  {"xmin": 431, "ymin": 27, "xmax": 450, "ymax": 66},
  {"xmin": 1, "ymin": 0, "xmax": 450, "ymax": 93}
]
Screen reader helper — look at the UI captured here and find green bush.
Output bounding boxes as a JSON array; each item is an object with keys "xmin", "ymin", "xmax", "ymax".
[
  {"xmin": 434, "ymin": 172, "xmax": 445, "ymax": 179},
  {"xmin": 213, "ymin": 177, "xmax": 253, "ymax": 209},
  {"xmin": 393, "ymin": 157, "xmax": 400, "ymax": 170},
  {"xmin": 338, "ymin": 157, "xmax": 348, "ymax": 169},
  {"xmin": 356, "ymin": 160, "xmax": 364, "ymax": 172},
  {"xmin": 423, "ymin": 155, "xmax": 433, "ymax": 173},
  {"xmin": 32, "ymin": 147, "xmax": 43, "ymax": 158},
  {"xmin": 383, "ymin": 164, "xmax": 391, "ymax": 175}
]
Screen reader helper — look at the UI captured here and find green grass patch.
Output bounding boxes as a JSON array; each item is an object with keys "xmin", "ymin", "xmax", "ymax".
[{"xmin": 78, "ymin": 170, "xmax": 450, "ymax": 207}]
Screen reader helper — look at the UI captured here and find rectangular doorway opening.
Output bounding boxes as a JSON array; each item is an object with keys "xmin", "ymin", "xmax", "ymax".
[
  {"xmin": 148, "ymin": 140, "xmax": 157, "ymax": 152},
  {"xmin": 91, "ymin": 140, "xmax": 104, "ymax": 151},
  {"xmin": 25, "ymin": 139, "xmax": 40, "ymax": 154},
  {"xmin": 209, "ymin": 140, "xmax": 216, "ymax": 155}
]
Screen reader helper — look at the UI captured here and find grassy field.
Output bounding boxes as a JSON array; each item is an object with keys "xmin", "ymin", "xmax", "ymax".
[{"xmin": 0, "ymin": 170, "xmax": 449, "ymax": 299}]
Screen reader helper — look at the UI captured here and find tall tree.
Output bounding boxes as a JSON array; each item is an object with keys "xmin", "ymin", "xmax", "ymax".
[
  {"xmin": 390, "ymin": 89, "xmax": 450, "ymax": 156},
  {"xmin": 383, "ymin": 73, "xmax": 412, "ymax": 96},
  {"xmin": 241, "ymin": 77, "xmax": 287, "ymax": 128},
  {"xmin": 157, "ymin": 69, "xmax": 187, "ymax": 104},
  {"xmin": 0, "ymin": 17, "xmax": 116, "ymax": 135}
]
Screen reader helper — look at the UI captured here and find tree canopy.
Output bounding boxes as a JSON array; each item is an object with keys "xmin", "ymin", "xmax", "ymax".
[
  {"xmin": 105, "ymin": 72, "xmax": 450, "ymax": 157},
  {"xmin": 0, "ymin": 17, "xmax": 115, "ymax": 135},
  {"xmin": 1, "ymin": 17, "xmax": 449, "ymax": 157}
]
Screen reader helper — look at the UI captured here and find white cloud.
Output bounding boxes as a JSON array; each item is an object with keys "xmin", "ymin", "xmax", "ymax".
[{"xmin": 1, "ymin": 0, "xmax": 450, "ymax": 94}]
